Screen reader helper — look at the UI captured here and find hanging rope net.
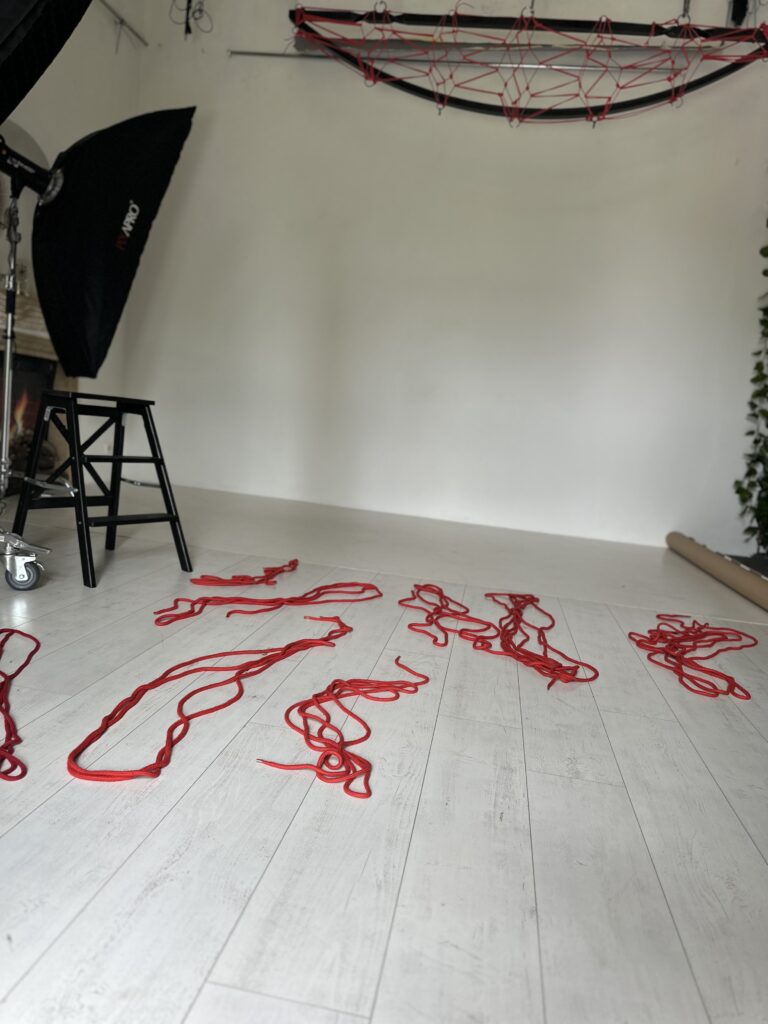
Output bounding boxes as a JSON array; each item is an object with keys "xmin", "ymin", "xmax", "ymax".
[{"xmin": 291, "ymin": 7, "xmax": 768, "ymax": 123}]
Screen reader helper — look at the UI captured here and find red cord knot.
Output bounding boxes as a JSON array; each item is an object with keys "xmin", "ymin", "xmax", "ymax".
[
  {"xmin": 191, "ymin": 557, "xmax": 298, "ymax": 588},
  {"xmin": 67, "ymin": 616, "xmax": 354, "ymax": 782},
  {"xmin": 260, "ymin": 657, "xmax": 430, "ymax": 798},
  {"xmin": 0, "ymin": 628, "xmax": 42, "ymax": 783},
  {"xmin": 153, "ymin": 579, "xmax": 383, "ymax": 627},
  {"xmin": 399, "ymin": 584, "xmax": 598, "ymax": 688},
  {"xmin": 628, "ymin": 614, "xmax": 756, "ymax": 699}
]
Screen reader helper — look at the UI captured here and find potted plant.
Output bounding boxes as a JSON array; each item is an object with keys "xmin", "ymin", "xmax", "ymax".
[{"xmin": 733, "ymin": 232, "xmax": 768, "ymax": 573}]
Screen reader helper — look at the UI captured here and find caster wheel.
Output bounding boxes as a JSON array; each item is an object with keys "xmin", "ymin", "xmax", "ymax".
[{"xmin": 5, "ymin": 563, "xmax": 42, "ymax": 591}]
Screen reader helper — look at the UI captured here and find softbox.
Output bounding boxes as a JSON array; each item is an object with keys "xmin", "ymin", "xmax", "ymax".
[
  {"xmin": 32, "ymin": 107, "xmax": 195, "ymax": 377},
  {"xmin": 0, "ymin": 0, "xmax": 92, "ymax": 124}
]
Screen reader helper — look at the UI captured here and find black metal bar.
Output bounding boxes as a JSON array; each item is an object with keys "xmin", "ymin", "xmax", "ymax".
[
  {"xmin": 79, "ymin": 414, "xmax": 118, "ymax": 452},
  {"xmin": 105, "ymin": 412, "xmax": 125, "ymax": 550},
  {"xmin": 141, "ymin": 406, "xmax": 192, "ymax": 573},
  {"xmin": 49, "ymin": 411, "xmax": 70, "ymax": 440},
  {"xmin": 67, "ymin": 403, "xmax": 134, "ymax": 418},
  {"xmin": 83, "ymin": 461, "xmax": 111, "ymax": 497},
  {"xmin": 27, "ymin": 496, "xmax": 111, "ymax": 510},
  {"xmin": 63, "ymin": 397, "xmax": 97, "ymax": 587},
  {"xmin": 86, "ymin": 455, "xmax": 159, "ymax": 463},
  {"xmin": 290, "ymin": 8, "xmax": 765, "ymax": 41},
  {"xmin": 88, "ymin": 513, "xmax": 175, "ymax": 527}
]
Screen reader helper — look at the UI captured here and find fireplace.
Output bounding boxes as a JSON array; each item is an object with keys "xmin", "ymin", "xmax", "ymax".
[
  {"xmin": 1, "ymin": 288, "xmax": 78, "ymax": 495},
  {"xmin": 0, "ymin": 353, "xmax": 57, "ymax": 492}
]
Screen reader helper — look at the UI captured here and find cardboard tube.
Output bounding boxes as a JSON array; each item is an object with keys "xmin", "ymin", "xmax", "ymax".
[{"xmin": 666, "ymin": 531, "xmax": 768, "ymax": 612}]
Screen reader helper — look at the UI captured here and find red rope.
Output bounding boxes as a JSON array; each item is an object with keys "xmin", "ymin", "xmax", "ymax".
[
  {"xmin": 153, "ymin": 580, "xmax": 383, "ymax": 627},
  {"xmin": 191, "ymin": 557, "xmax": 299, "ymax": 588},
  {"xmin": 67, "ymin": 617, "xmax": 352, "ymax": 782},
  {"xmin": 399, "ymin": 583, "xmax": 598, "ymax": 688},
  {"xmin": 628, "ymin": 614, "xmax": 756, "ymax": 700},
  {"xmin": 294, "ymin": 9, "xmax": 768, "ymax": 124},
  {"xmin": 0, "ymin": 628, "xmax": 42, "ymax": 782},
  {"xmin": 260, "ymin": 657, "xmax": 429, "ymax": 798},
  {"xmin": 486, "ymin": 592, "xmax": 599, "ymax": 685}
]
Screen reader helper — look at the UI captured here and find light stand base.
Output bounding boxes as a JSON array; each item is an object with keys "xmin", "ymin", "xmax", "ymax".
[{"xmin": 0, "ymin": 531, "xmax": 50, "ymax": 590}]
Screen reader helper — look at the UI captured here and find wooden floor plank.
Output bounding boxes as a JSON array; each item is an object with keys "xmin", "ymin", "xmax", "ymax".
[
  {"xmin": 371, "ymin": 714, "xmax": 541, "ymax": 1024},
  {"xmin": 211, "ymin": 648, "xmax": 448, "ymax": 1017},
  {"xmin": 612, "ymin": 605, "xmax": 768, "ymax": 862},
  {"xmin": 0, "ymin": 576, "xmax": 347, "ymax": 998},
  {"xmin": 0, "ymin": 561, "xmax": 336, "ymax": 836},
  {"xmin": 528, "ymin": 770, "xmax": 707, "ymax": 1024},
  {"xmin": 251, "ymin": 572, "xmax": 412, "ymax": 729},
  {"xmin": 16, "ymin": 551, "xmax": 293, "ymax": 696},
  {"xmin": 8, "ymin": 545, "xmax": 250, "ymax": 663},
  {"xmin": 0, "ymin": 724, "xmax": 317, "ymax": 1023},
  {"xmin": 186, "ymin": 984, "xmax": 365, "ymax": 1024},
  {"xmin": 437, "ymin": 586, "xmax": 521, "ymax": 729},
  {"xmin": 518, "ymin": 597, "xmax": 621, "ymax": 786},
  {"xmin": 600, "ymin": 709, "xmax": 768, "ymax": 1022},
  {"xmin": 8, "ymin": 684, "xmax": 71, "ymax": 727},
  {"xmin": 560, "ymin": 598, "xmax": 675, "ymax": 720}
]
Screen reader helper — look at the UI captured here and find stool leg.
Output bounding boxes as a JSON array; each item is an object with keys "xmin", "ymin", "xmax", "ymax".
[
  {"xmin": 105, "ymin": 412, "xmax": 125, "ymax": 551},
  {"xmin": 141, "ymin": 407, "xmax": 192, "ymax": 573},
  {"xmin": 66, "ymin": 399, "xmax": 97, "ymax": 588},
  {"xmin": 12, "ymin": 401, "xmax": 50, "ymax": 537}
]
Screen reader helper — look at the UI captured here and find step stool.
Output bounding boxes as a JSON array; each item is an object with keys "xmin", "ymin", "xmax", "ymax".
[{"xmin": 13, "ymin": 391, "xmax": 193, "ymax": 588}]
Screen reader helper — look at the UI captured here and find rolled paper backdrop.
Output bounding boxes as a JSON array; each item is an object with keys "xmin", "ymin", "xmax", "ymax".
[{"xmin": 666, "ymin": 532, "xmax": 768, "ymax": 613}]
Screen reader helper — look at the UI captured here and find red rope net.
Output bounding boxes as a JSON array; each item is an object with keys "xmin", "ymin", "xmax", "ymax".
[
  {"xmin": 399, "ymin": 583, "xmax": 597, "ymax": 686},
  {"xmin": 292, "ymin": 7, "xmax": 768, "ymax": 122},
  {"xmin": 260, "ymin": 657, "xmax": 430, "ymax": 798},
  {"xmin": 0, "ymin": 628, "xmax": 42, "ymax": 782},
  {"xmin": 628, "ymin": 613, "xmax": 757, "ymax": 699}
]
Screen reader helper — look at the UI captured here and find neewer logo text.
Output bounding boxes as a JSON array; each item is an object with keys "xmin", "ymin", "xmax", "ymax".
[{"xmin": 115, "ymin": 200, "xmax": 140, "ymax": 250}]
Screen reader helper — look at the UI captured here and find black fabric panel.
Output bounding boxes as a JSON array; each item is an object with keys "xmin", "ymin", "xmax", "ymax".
[
  {"xmin": 32, "ymin": 107, "xmax": 195, "ymax": 378},
  {"xmin": 0, "ymin": 0, "xmax": 92, "ymax": 125},
  {"xmin": 732, "ymin": 0, "xmax": 749, "ymax": 25}
]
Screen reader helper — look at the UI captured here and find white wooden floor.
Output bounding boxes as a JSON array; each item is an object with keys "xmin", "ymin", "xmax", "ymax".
[{"xmin": 1, "ymin": 487, "xmax": 768, "ymax": 1024}]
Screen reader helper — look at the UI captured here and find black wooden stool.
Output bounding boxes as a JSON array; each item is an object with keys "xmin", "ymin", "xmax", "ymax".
[{"xmin": 13, "ymin": 391, "xmax": 193, "ymax": 587}]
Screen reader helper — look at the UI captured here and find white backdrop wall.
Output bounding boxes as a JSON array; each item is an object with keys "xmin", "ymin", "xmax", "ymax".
[{"xmin": 13, "ymin": 1, "xmax": 768, "ymax": 550}]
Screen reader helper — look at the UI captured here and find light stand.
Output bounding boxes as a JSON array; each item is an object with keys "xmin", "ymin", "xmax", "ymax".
[{"xmin": 0, "ymin": 139, "xmax": 69, "ymax": 589}]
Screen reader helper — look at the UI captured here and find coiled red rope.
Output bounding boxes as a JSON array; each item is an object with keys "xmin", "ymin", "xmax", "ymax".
[
  {"xmin": 399, "ymin": 583, "xmax": 598, "ymax": 687},
  {"xmin": 260, "ymin": 657, "xmax": 429, "ymax": 798},
  {"xmin": 628, "ymin": 614, "xmax": 757, "ymax": 700},
  {"xmin": 191, "ymin": 558, "xmax": 298, "ymax": 588},
  {"xmin": 153, "ymin": 580, "xmax": 383, "ymax": 627},
  {"xmin": 0, "ymin": 628, "xmax": 42, "ymax": 782},
  {"xmin": 67, "ymin": 617, "xmax": 352, "ymax": 782}
]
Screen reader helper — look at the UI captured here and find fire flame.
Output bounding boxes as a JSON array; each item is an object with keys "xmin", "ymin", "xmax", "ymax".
[{"xmin": 12, "ymin": 389, "xmax": 29, "ymax": 438}]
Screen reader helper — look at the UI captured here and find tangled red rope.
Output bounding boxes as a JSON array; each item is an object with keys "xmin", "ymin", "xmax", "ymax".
[
  {"xmin": 153, "ymin": 580, "xmax": 383, "ymax": 627},
  {"xmin": 191, "ymin": 558, "xmax": 298, "ymax": 588},
  {"xmin": 628, "ymin": 614, "xmax": 757, "ymax": 700},
  {"xmin": 399, "ymin": 584, "xmax": 598, "ymax": 687},
  {"xmin": 260, "ymin": 657, "xmax": 429, "ymax": 798},
  {"xmin": 0, "ymin": 628, "xmax": 41, "ymax": 782},
  {"xmin": 67, "ymin": 617, "xmax": 352, "ymax": 782}
]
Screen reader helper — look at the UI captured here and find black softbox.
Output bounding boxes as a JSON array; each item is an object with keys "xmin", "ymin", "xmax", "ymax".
[
  {"xmin": 32, "ymin": 107, "xmax": 195, "ymax": 377},
  {"xmin": 0, "ymin": 0, "xmax": 92, "ymax": 124}
]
